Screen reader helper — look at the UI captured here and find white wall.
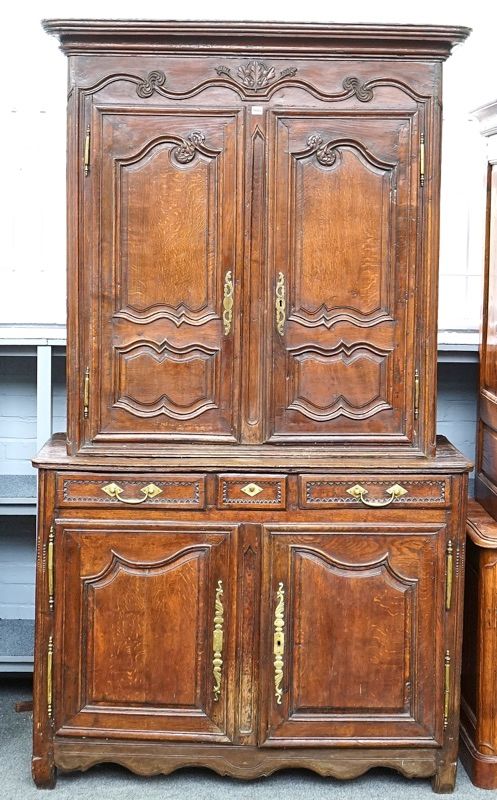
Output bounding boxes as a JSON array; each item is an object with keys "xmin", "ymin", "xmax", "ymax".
[{"xmin": 1, "ymin": 1, "xmax": 496, "ymax": 331}]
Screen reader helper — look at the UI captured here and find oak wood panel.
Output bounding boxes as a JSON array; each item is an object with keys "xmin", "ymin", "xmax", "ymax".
[
  {"xmin": 54, "ymin": 521, "xmax": 238, "ymax": 741},
  {"xmin": 260, "ymin": 522, "xmax": 446, "ymax": 745}
]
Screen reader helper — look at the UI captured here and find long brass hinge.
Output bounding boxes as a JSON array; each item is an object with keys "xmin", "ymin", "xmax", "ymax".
[
  {"xmin": 445, "ymin": 540, "xmax": 453, "ymax": 611},
  {"xmin": 47, "ymin": 524, "xmax": 54, "ymax": 611},
  {"xmin": 414, "ymin": 369, "xmax": 420, "ymax": 420},
  {"xmin": 83, "ymin": 366, "xmax": 90, "ymax": 419},
  {"xmin": 84, "ymin": 125, "xmax": 91, "ymax": 176},
  {"xmin": 443, "ymin": 650, "xmax": 451, "ymax": 729},
  {"xmin": 420, "ymin": 133, "xmax": 425, "ymax": 186},
  {"xmin": 47, "ymin": 635, "xmax": 54, "ymax": 720}
]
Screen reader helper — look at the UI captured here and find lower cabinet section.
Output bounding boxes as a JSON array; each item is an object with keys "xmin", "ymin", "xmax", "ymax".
[{"xmin": 32, "ymin": 463, "xmax": 468, "ymax": 792}]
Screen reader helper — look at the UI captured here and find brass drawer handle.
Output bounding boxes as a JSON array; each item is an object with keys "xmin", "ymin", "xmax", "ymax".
[
  {"xmin": 101, "ymin": 482, "xmax": 162, "ymax": 504},
  {"xmin": 274, "ymin": 582, "xmax": 285, "ymax": 705},
  {"xmin": 275, "ymin": 272, "xmax": 286, "ymax": 336},
  {"xmin": 346, "ymin": 483, "xmax": 408, "ymax": 507},
  {"xmin": 213, "ymin": 580, "xmax": 224, "ymax": 701},
  {"xmin": 223, "ymin": 270, "xmax": 234, "ymax": 335}
]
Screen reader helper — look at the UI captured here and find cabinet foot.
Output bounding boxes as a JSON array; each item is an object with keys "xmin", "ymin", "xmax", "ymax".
[
  {"xmin": 431, "ymin": 761, "xmax": 457, "ymax": 793},
  {"xmin": 32, "ymin": 756, "xmax": 56, "ymax": 789}
]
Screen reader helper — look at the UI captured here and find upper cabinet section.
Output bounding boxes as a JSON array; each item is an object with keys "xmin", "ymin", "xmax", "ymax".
[{"xmin": 43, "ymin": 21, "xmax": 470, "ymax": 457}]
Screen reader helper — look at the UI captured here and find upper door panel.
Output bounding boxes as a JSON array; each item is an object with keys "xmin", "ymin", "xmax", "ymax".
[
  {"xmin": 86, "ymin": 107, "xmax": 243, "ymax": 446},
  {"xmin": 268, "ymin": 111, "xmax": 420, "ymax": 447}
]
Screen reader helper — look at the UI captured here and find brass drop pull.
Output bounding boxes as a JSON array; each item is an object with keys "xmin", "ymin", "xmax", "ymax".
[
  {"xmin": 346, "ymin": 483, "xmax": 408, "ymax": 507},
  {"xmin": 275, "ymin": 272, "xmax": 286, "ymax": 336},
  {"xmin": 274, "ymin": 582, "xmax": 285, "ymax": 705},
  {"xmin": 212, "ymin": 580, "xmax": 224, "ymax": 701},
  {"xmin": 101, "ymin": 482, "xmax": 162, "ymax": 504},
  {"xmin": 223, "ymin": 270, "xmax": 234, "ymax": 335}
]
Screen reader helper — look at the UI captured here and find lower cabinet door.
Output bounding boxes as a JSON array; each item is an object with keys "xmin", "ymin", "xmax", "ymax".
[
  {"xmin": 54, "ymin": 520, "xmax": 238, "ymax": 742},
  {"xmin": 259, "ymin": 521, "xmax": 447, "ymax": 746}
]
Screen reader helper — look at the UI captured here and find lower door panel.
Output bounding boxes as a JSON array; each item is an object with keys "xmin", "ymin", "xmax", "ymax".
[
  {"xmin": 259, "ymin": 521, "xmax": 446, "ymax": 746},
  {"xmin": 55, "ymin": 520, "xmax": 238, "ymax": 742}
]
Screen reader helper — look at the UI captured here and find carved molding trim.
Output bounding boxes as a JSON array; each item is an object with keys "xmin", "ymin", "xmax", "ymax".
[
  {"xmin": 131, "ymin": 69, "xmax": 379, "ymax": 102},
  {"xmin": 288, "ymin": 306, "xmax": 393, "ymax": 329},
  {"xmin": 215, "ymin": 61, "xmax": 298, "ymax": 91},
  {"xmin": 136, "ymin": 69, "xmax": 167, "ymax": 97},
  {"xmin": 287, "ymin": 341, "xmax": 392, "ymax": 421},
  {"xmin": 171, "ymin": 131, "xmax": 206, "ymax": 164},
  {"xmin": 114, "ymin": 304, "xmax": 219, "ymax": 327},
  {"xmin": 115, "ymin": 339, "xmax": 218, "ymax": 419},
  {"xmin": 302, "ymin": 133, "xmax": 396, "ymax": 171}
]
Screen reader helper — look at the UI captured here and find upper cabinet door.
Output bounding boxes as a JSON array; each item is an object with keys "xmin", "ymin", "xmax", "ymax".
[
  {"xmin": 268, "ymin": 112, "xmax": 420, "ymax": 447},
  {"xmin": 85, "ymin": 108, "xmax": 242, "ymax": 447}
]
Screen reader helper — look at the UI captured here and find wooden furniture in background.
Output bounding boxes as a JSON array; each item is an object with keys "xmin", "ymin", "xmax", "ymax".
[
  {"xmin": 33, "ymin": 21, "xmax": 470, "ymax": 792},
  {"xmin": 460, "ymin": 99, "xmax": 497, "ymax": 789},
  {"xmin": 461, "ymin": 501, "xmax": 497, "ymax": 788},
  {"xmin": 475, "ymin": 100, "xmax": 497, "ymax": 518}
]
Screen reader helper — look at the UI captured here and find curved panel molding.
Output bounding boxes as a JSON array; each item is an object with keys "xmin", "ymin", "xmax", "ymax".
[
  {"xmin": 287, "ymin": 342, "xmax": 393, "ymax": 421},
  {"xmin": 114, "ymin": 340, "xmax": 219, "ymax": 419}
]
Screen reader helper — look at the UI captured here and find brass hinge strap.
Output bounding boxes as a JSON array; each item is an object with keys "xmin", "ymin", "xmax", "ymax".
[
  {"xmin": 420, "ymin": 133, "xmax": 425, "ymax": 187},
  {"xmin": 84, "ymin": 125, "xmax": 91, "ymax": 176},
  {"xmin": 47, "ymin": 525, "xmax": 54, "ymax": 612},
  {"xmin": 414, "ymin": 368, "xmax": 420, "ymax": 420},
  {"xmin": 47, "ymin": 635, "xmax": 54, "ymax": 720},
  {"xmin": 445, "ymin": 540, "xmax": 453, "ymax": 611},
  {"xmin": 443, "ymin": 650, "xmax": 451, "ymax": 729},
  {"xmin": 212, "ymin": 580, "xmax": 224, "ymax": 701},
  {"xmin": 83, "ymin": 366, "xmax": 90, "ymax": 419}
]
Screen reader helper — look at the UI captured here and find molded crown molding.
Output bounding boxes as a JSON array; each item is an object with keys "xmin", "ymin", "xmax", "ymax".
[{"xmin": 41, "ymin": 19, "xmax": 471, "ymax": 59}]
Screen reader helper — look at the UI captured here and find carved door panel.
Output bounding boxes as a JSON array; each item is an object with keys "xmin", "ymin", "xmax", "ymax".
[
  {"xmin": 87, "ymin": 109, "xmax": 242, "ymax": 446},
  {"xmin": 55, "ymin": 521, "xmax": 238, "ymax": 741},
  {"xmin": 259, "ymin": 522, "xmax": 446, "ymax": 745},
  {"xmin": 268, "ymin": 112, "xmax": 419, "ymax": 446}
]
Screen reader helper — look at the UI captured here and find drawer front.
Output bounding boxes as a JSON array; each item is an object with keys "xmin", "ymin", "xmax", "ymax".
[
  {"xmin": 299, "ymin": 475, "xmax": 449, "ymax": 509},
  {"xmin": 217, "ymin": 475, "xmax": 287, "ymax": 509},
  {"xmin": 57, "ymin": 473, "xmax": 206, "ymax": 510}
]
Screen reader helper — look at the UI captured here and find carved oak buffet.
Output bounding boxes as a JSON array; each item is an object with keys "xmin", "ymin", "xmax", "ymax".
[{"xmin": 34, "ymin": 20, "xmax": 471, "ymax": 792}]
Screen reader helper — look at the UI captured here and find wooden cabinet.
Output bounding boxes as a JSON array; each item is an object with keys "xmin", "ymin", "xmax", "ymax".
[
  {"xmin": 33, "ymin": 20, "xmax": 471, "ymax": 793},
  {"xmin": 460, "ymin": 101, "xmax": 497, "ymax": 789}
]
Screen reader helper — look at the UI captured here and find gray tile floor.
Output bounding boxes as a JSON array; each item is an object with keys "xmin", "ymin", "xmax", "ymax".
[{"xmin": 1, "ymin": 676, "xmax": 490, "ymax": 799}]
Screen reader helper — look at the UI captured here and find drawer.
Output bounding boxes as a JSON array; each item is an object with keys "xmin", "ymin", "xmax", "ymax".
[
  {"xmin": 299, "ymin": 475, "xmax": 450, "ymax": 509},
  {"xmin": 57, "ymin": 473, "xmax": 206, "ymax": 510},
  {"xmin": 217, "ymin": 475, "xmax": 287, "ymax": 509}
]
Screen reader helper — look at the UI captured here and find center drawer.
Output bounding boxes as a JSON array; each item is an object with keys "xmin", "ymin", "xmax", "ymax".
[{"xmin": 56, "ymin": 473, "xmax": 206, "ymax": 510}]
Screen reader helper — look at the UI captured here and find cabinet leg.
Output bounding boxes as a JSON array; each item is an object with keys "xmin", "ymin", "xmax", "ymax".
[
  {"xmin": 431, "ymin": 761, "xmax": 457, "ymax": 794},
  {"xmin": 32, "ymin": 755, "xmax": 56, "ymax": 789}
]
